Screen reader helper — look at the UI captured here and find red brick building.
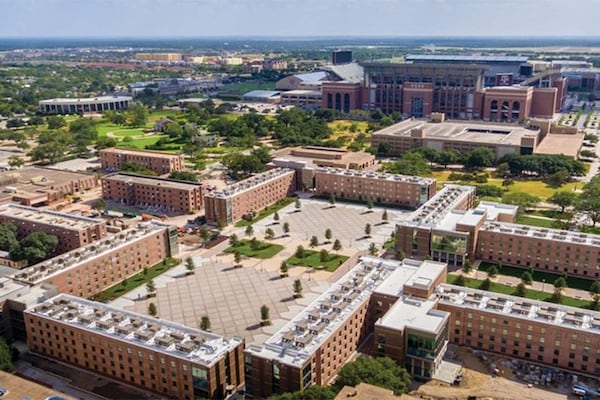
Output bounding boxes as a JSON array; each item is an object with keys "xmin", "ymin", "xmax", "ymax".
[
  {"xmin": 11, "ymin": 222, "xmax": 178, "ymax": 299},
  {"xmin": 99, "ymin": 148, "xmax": 185, "ymax": 175},
  {"xmin": 102, "ymin": 173, "xmax": 203, "ymax": 214},
  {"xmin": 0, "ymin": 204, "xmax": 107, "ymax": 255},
  {"xmin": 25, "ymin": 294, "xmax": 244, "ymax": 399},
  {"xmin": 314, "ymin": 168, "xmax": 436, "ymax": 209},
  {"xmin": 204, "ymin": 168, "xmax": 296, "ymax": 225}
]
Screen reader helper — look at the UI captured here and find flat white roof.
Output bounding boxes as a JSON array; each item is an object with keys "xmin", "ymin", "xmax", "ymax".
[
  {"xmin": 0, "ymin": 203, "xmax": 104, "ymax": 231},
  {"xmin": 39, "ymin": 96, "xmax": 132, "ymax": 105},
  {"xmin": 377, "ymin": 298, "xmax": 448, "ymax": 334},
  {"xmin": 246, "ymin": 257, "xmax": 447, "ymax": 367},
  {"xmin": 26, "ymin": 294, "xmax": 242, "ymax": 367}
]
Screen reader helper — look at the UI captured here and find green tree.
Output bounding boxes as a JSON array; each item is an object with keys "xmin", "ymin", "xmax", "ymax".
[
  {"xmin": 260, "ymin": 304, "xmax": 271, "ymax": 325},
  {"xmin": 273, "ymin": 212, "xmax": 280, "ymax": 224},
  {"xmin": 548, "ymin": 191, "xmax": 577, "ymax": 213},
  {"xmin": 280, "ymin": 261, "xmax": 289, "ymax": 277},
  {"xmin": 454, "ymin": 275, "xmax": 467, "ymax": 287},
  {"xmin": 367, "ymin": 199, "xmax": 374, "ymax": 212},
  {"xmin": 319, "ymin": 249, "xmax": 329, "ymax": 262},
  {"xmin": 293, "ymin": 279, "xmax": 303, "ymax": 298},
  {"xmin": 294, "ymin": 198, "xmax": 302, "ymax": 211},
  {"xmin": 185, "ymin": 257, "xmax": 195, "ymax": 274},
  {"xmin": 335, "ymin": 356, "xmax": 411, "ymax": 395},
  {"xmin": 480, "ymin": 278, "xmax": 492, "ymax": 291},
  {"xmin": 464, "ymin": 147, "xmax": 494, "ymax": 170},
  {"xmin": 310, "ymin": 235, "xmax": 319, "ymax": 248},
  {"xmin": 438, "ymin": 149, "xmax": 459, "ymax": 168},
  {"xmin": 589, "ymin": 280, "xmax": 600, "ymax": 309},
  {"xmin": 554, "ymin": 277, "xmax": 567, "ymax": 290},
  {"xmin": 329, "ymin": 193, "xmax": 336, "ymax": 206},
  {"xmin": 7, "ymin": 155, "xmax": 24, "ymax": 168},
  {"xmin": 295, "ymin": 245, "xmax": 306, "ymax": 258},
  {"xmin": 393, "ymin": 151, "xmax": 431, "ymax": 176},
  {"xmin": 127, "ymin": 103, "xmax": 149, "ymax": 127},
  {"xmin": 148, "ymin": 302, "xmax": 158, "ymax": 317},
  {"xmin": 382, "ymin": 209, "xmax": 389, "ymax": 224},
  {"xmin": 283, "ymin": 222, "xmax": 290, "ymax": 236},
  {"xmin": 245, "ymin": 225, "xmax": 254, "ymax": 237},
  {"xmin": 368, "ymin": 242, "xmax": 378, "ymax": 256},
  {"xmin": 0, "ymin": 337, "xmax": 15, "ymax": 372},
  {"xmin": 200, "ymin": 315, "xmax": 211, "ymax": 331},
  {"xmin": 249, "ymin": 237, "xmax": 260, "ymax": 251},
  {"xmin": 332, "ymin": 239, "xmax": 342, "ymax": 251},
  {"xmin": 365, "ymin": 223, "xmax": 372, "ymax": 238},
  {"xmin": 10, "ymin": 231, "xmax": 59, "ymax": 264},
  {"xmin": 577, "ymin": 176, "xmax": 600, "ymax": 226},
  {"xmin": 264, "ymin": 228, "xmax": 275, "ymax": 240},
  {"xmin": 324, "ymin": 228, "xmax": 332, "ymax": 243},
  {"xmin": 234, "ymin": 251, "xmax": 242, "ymax": 266},
  {"xmin": 521, "ymin": 271, "xmax": 533, "ymax": 285},
  {"xmin": 146, "ymin": 279, "xmax": 156, "ymax": 296},
  {"xmin": 395, "ymin": 249, "xmax": 405, "ymax": 261},
  {"xmin": 514, "ymin": 282, "xmax": 527, "ymax": 297},
  {"xmin": 229, "ymin": 233, "xmax": 239, "ymax": 246},
  {"xmin": 487, "ymin": 265, "xmax": 499, "ymax": 278},
  {"xmin": 199, "ymin": 227, "xmax": 210, "ymax": 247},
  {"xmin": 547, "ymin": 169, "xmax": 570, "ymax": 187},
  {"xmin": 550, "ymin": 288, "xmax": 564, "ymax": 304},
  {"xmin": 47, "ymin": 115, "xmax": 66, "ymax": 130},
  {"xmin": 462, "ymin": 259, "xmax": 472, "ymax": 273},
  {"xmin": 93, "ymin": 198, "xmax": 106, "ymax": 211},
  {"xmin": 168, "ymin": 171, "xmax": 198, "ymax": 182},
  {"xmin": 501, "ymin": 192, "xmax": 540, "ymax": 214},
  {"xmin": 28, "ymin": 142, "xmax": 68, "ymax": 164},
  {"xmin": 0, "ymin": 223, "xmax": 18, "ymax": 252}
]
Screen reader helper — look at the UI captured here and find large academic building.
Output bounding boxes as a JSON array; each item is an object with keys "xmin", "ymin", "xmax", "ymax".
[{"xmin": 39, "ymin": 96, "xmax": 132, "ymax": 114}]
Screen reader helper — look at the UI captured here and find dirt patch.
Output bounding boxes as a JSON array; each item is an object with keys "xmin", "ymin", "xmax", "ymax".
[{"xmin": 409, "ymin": 347, "xmax": 574, "ymax": 400}]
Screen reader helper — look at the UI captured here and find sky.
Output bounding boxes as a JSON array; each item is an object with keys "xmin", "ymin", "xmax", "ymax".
[{"xmin": 1, "ymin": 0, "xmax": 599, "ymax": 38}]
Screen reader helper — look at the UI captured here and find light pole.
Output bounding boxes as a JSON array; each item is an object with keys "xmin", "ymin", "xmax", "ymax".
[{"xmin": 542, "ymin": 279, "xmax": 546, "ymax": 293}]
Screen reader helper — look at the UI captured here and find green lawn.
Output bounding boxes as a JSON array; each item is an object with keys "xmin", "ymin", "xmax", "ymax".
[
  {"xmin": 92, "ymin": 258, "xmax": 179, "ymax": 302},
  {"xmin": 477, "ymin": 262, "xmax": 596, "ymax": 292},
  {"xmin": 516, "ymin": 215, "xmax": 555, "ymax": 228},
  {"xmin": 224, "ymin": 239, "xmax": 283, "ymax": 259},
  {"xmin": 447, "ymin": 274, "xmax": 591, "ymax": 309},
  {"xmin": 220, "ymin": 81, "xmax": 276, "ymax": 95},
  {"xmin": 286, "ymin": 250, "xmax": 348, "ymax": 272},
  {"xmin": 234, "ymin": 197, "xmax": 297, "ymax": 227},
  {"xmin": 116, "ymin": 136, "xmax": 166, "ymax": 150},
  {"xmin": 431, "ymin": 170, "xmax": 579, "ymax": 201}
]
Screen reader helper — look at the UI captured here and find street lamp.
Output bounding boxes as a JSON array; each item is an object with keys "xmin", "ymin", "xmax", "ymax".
[{"xmin": 542, "ymin": 279, "xmax": 546, "ymax": 293}]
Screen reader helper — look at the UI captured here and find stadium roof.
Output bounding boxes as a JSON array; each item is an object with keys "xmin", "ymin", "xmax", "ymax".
[
  {"xmin": 242, "ymin": 90, "xmax": 281, "ymax": 99},
  {"xmin": 322, "ymin": 63, "xmax": 364, "ymax": 83},
  {"xmin": 406, "ymin": 54, "xmax": 529, "ymax": 63},
  {"xmin": 293, "ymin": 71, "xmax": 330, "ymax": 84}
]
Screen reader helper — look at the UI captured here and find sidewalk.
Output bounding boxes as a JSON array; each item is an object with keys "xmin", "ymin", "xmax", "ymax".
[{"xmin": 454, "ymin": 261, "xmax": 592, "ymax": 302}]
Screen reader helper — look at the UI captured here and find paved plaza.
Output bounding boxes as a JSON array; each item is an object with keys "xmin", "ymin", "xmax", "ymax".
[
  {"xmin": 252, "ymin": 198, "xmax": 411, "ymax": 251},
  {"xmin": 115, "ymin": 255, "xmax": 329, "ymax": 344}
]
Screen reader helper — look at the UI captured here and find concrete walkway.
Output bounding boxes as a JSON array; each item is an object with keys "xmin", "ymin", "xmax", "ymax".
[{"xmin": 454, "ymin": 261, "xmax": 594, "ymax": 303}]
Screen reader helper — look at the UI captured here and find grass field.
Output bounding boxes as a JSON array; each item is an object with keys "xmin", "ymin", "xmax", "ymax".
[
  {"xmin": 431, "ymin": 170, "xmax": 579, "ymax": 200},
  {"xmin": 328, "ymin": 120, "xmax": 370, "ymax": 148},
  {"xmin": 516, "ymin": 215, "xmax": 555, "ymax": 228},
  {"xmin": 220, "ymin": 81, "xmax": 276, "ymax": 95},
  {"xmin": 286, "ymin": 250, "xmax": 348, "ymax": 272},
  {"xmin": 224, "ymin": 239, "xmax": 284, "ymax": 259},
  {"xmin": 447, "ymin": 274, "xmax": 591, "ymax": 309},
  {"xmin": 234, "ymin": 197, "xmax": 297, "ymax": 227},
  {"xmin": 93, "ymin": 258, "xmax": 179, "ymax": 302},
  {"xmin": 477, "ymin": 262, "xmax": 596, "ymax": 292}
]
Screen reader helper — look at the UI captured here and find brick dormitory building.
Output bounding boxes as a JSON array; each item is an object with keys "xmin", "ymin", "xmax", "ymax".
[
  {"xmin": 11, "ymin": 221, "xmax": 178, "ymax": 299},
  {"xmin": 25, "ymin": 294, "xmax": 244, "ymax": 399},
  {"xmin": 102, "ymin": 173, "xmax": 203, "ymax": 214},
  {"xmin": 0, "ymin": 204, "xmax": 107, "ymax": 256},
  {"xmin": 99, "ymin": 148, "xmax": 185, "ymax": 175}
]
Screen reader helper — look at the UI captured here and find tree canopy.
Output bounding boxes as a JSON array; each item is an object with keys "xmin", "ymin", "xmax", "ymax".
[
  {"xmin": 390, "ymin": 151, "xmax": 431, "ymax": 176},
  {"xmin": 501, "ymin": 153, "xmax": 585, "ymax": 178},
  {"xmin": 10, "ymin": 231, "xmax": 59, "ymax": 264},
  {"xmin": 335, "ymin": 356, "xmax": 411, "ymax": 395},
  {"xmin": 267, "ymin": 385, "xmax": 337, "ymax": 400}
]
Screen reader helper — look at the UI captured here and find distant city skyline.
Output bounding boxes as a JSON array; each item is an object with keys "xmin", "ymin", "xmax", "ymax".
[{"xmin": 1, "ymin": 0, "xmax": 599, "ymax": 39}]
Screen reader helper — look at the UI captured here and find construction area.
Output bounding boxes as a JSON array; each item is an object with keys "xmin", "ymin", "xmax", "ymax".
[{"xmin": 408, "ymin": 347, "xmax": 590, "ymax": 400}]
